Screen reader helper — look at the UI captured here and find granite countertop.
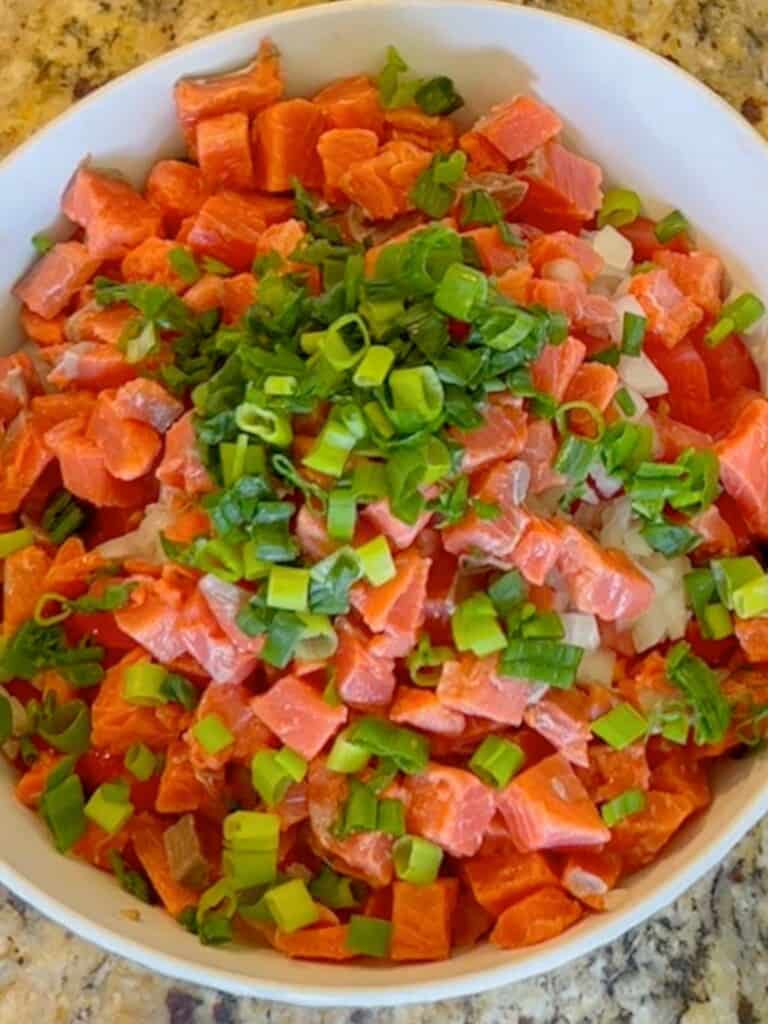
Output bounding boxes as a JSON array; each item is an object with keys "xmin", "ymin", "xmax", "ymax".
[{"xmin": 1, "ymin": 1, "xmax": 768, "ymax": 1021}]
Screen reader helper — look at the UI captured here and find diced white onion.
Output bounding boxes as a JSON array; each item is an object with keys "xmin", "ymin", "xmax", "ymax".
[
  {"xmin": 542, "ymin": 258, "xmax": 583, "ymax": 284},
  {"xmin": 560, "ymin": 613, "xmax": 600, "ymax": 650},
  {"xmin": 592, "ymin": 225, "xmax": 633, "ymax": 273},
  {"xmin": 618, "ymin": 352, "xmax": 669, "ymax": 398},
  {"xmin": 590, "ymin": 460, "xmax": 623, "ymax": 499},
  {"xmin": 576, "ymin": 648, "xmax": 616, "ymax": 685},
  {"xmin": 96, "ymin": 500, "xmax": 174, "ymax": 563}
]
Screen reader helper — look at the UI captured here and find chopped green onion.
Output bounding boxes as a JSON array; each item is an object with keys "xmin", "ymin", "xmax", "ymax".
[
  {"xmin": 598, "ymin": 188, "xmax": 642, "ymax": 229},
  {"xmin": 339, "ymin": 778, "xmax": 378, "ymax": 835},
  {"xmin": 303, "ymin": 405, "xmax": 365, "ymax": 478},
  {"xmin": 702, "ymin": 602, "xmax": 733, "ymax": 640},
  {"xmin": 601, "ymin": 787, "xmax": 647, "ymax": 826},
  {"xmin": 640, "ymin": 520, "xmax": 700, "ymax": 557},
  {"xmin": 732, "ymin": 574, "xmax": 768, "ymax": 619},
  {"xmin": 42, "ymin": 490, "xmax": 88, "ymax": 545},
  {"xmin": 654, "ymin": 209, "xmax": 689, "ymax": 244},
  {"xmin": 34, "ymin": 592, "xmax": 71, "ymax": 627},
  {"xmin": 327, "ymin": 728, "xmax": 371, "ymax": 773},
  {"xmin": 434, "ymin": 263, "xmax": 488, "ymax": 321},
  {"xmin": 348, "ymin": 717, "xmax": 429, "ymax": 775},
  {"xmin": 451, "ymin": 594, "xmax": 506, "ymax": 657},
  {"xmin": 250, "ymin": 750, "xmax": 293, "ymax": 807},
  {"xmin": 711, "ymin": 557, "xmax": 763, "ymax": 610},
  {"xmin": 40, "ymin": 773, "xmax": 86, "ymax": 852},
  {"xmin": 196, "ymin": 878, "xmax": 238, "ymax": 929},
  {"xmin": 37, "ymin": 699, "xmax": 91, "ymax": 755},
  {"xmin": 392, "ymin": 835, "xmax": 443, "ymax": 885},
  {"xmin": 661, "ymin": 712, "xmax": 690, "ymax": 745},
  {"xmin": 309, "ymin": 866, "xmax": 358, "ymax": 909},
  {"xmin": 414, "ymin": 75, "xmax": 464, "ymax": 115},
  {"xmin": 615, "ymin": 387, "xmax": 636, "ymax": 417},
  {"xmin": 122, "ymin": 660, "xmax": 168, "ymax": 707},
  {"xmin": 521, "ymin": 611, "xmax": 564, "ymax": 640},
  {"xmin": 353, "ymin": 345, "xmax": 395, "ymax": 388},
  {"xmin": 327, "ymin": 488, "xmax": 357, "ymax": 542},
  {"xmin": 168, "ymin": 247, "xmax": 201, "ymax": 284},
  {"xmin": 295, "ymin": 611, "xmax": 338, "ymax": 661},
  {"xmin": 356, "ymin": 535, "xmax": 396, "ymax": 586},
  {"xmin": 222, "ymin": 848, "xmax": 278, "ymax": 889},
  {"xmin": 191, "ymin": 713, "xmax": 234, "ymax": 756},
  {"xmin": 84, "ymin": 783, "xmax": 134, "ymax": 835},
  {"xmin": 198, "ymin": 914, "xmax": 233, "ymax": 945},
  {"xmin": 469, "ymin": 735, "xmax": 525, "ymax": 788},
  {"xmin": 265, "ymin": 878, "xmax": 320, "ymax": 933},
  {"xmin": 591, "ymin": 703, "xmax": 648, "ymax": 750},
  {"xmin": 406, "ymin": 633, "xmax": 453, "ymax": 688},
  {"xmin": 32, "ymin": 232, "xmax": 55, "ymax": 255},
  {"xmin": 591, "ymin": 345, "xmax": 621, "ymax": 367},
  {"xmin": 125, "ymin": 742, "xmax": 157, "ymax": 782},
  {"xmin": 665, "ymin": 641, "xmax": 731, "ymax": 745},
  {"xmin": 235, "ymin": 403, "xmax": 292, "ymax": 447},
  {"xmin": 377, "ymin": 798, "xmax": 406, "ymax": 837},
  {"xmin": 410, "ymin": 151, "xmax": 466, "ymax": 218},
  {"xmin": 161, "ymin": 672, "xmax": 199, "ymax": 711},
  {"xmin": 389, "ymin": 365, "xmax": 444, "ymax": 427},
  {"xmin": 223, "ymin": 810, "xmax": 280, "ymax": 851},
  {"xmin": 346, "ymin": 914, "xmax": 391, "ymax": 957},
  {"xmin": 0, "ymin": 695, "xmax": 11, "ymax": 747},
  {"xmin": 264, "ymin": 375, "xmax": 297, "ymax": 397},
  {"xmin": 267, "ymin": 566, "xmax": 310, "ymax": 612},
  {"xmin": 556, "ymin": 401, "xmax": 605, "ymax": 440},
  {"xmin": 500, "ymin": 638, "xmax": 583, "ymax": 688},
  {"xmin": 554, "ymin": 434, "xmax": 596, "ymax": 482},
  {"xmin": 274, "ymin": 746, "xmax": 308, "ymax": 783},
  {"xmin": 621, "ymin": 312, "xmax": 647, "ymax": 355},
  {"xmin": 705, "ymin": 292, "xmax": 765, "ymax": 346},
  {"xmin": 488, "ymin": 571, "xmax": 526, "ymax": 615},
  {"xmin": 0, "ymin": 528, "xmax": 35, "ymax": 559}
]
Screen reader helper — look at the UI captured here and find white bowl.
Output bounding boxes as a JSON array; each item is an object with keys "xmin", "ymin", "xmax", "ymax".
[{"xmin": 1, "ymin": 0, "xmax": 767, "ymax": 1006}]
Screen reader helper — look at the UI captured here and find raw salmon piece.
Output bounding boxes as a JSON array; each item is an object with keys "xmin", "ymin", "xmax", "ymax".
[
  {"xmin": 497, "ymin": 753, "xmax": 610, "ymax": 851},
  {"xmin": 561, "ymin": 850, "xmax": 622, "ymax": 910},
  {"xmin": 218, "ymin": 272, "xmax": 259, "ymax": 323},
  {"xmin": 476, "ymin": 96, "xmax": 562, "ymax": 162},
  {"xmin": 91, "ymin": 650, "xmax": 190, "ymax": 754},
  {"xmin": 491, "ymin": 885, "xmax": 582, "ymax": 949},
  {"xmin": 295, "ymin": 504, "xmax": 340, "ymax": 562},
  {"xmin": 252, "ymin": 98, "xmax": 325, "ymax": 192},
  {"xmin": 523, "ymin": 690, "xmax": 592, "ymax": 768},
  {"xmin": 196, "ymin": 111, "xmax": 256, "ymax": 191},
  {"xmin": 509, "ymin": 517, "xmax": 563, "ymax": 585},
  {"xmin": 339, "ymin": 140, "xmax": 432, "ymax": 221},
  {"xmin": 251, "ymin": 674, "xmax": 347, "ymax": 760},
  {"xmin": 62, "ymin": 167, "xmax": 164, "ymax": 260},
  {"xmin": 714, "ymin": 397, "xmax": 768, "ymax": 537},
  {"xmin": 0, "ymin": 354, "xmax": 38, "ymax": 424},
  {"xmin": 557, "ymin": 524, "xmax": 654, "ymax": 621},
  {"xmin": 186, "ymin": 679, "xmax": 271, "ymax": 771},
  {"xmin": 628, "ymin": 268, "xmax": 702, "ymax": 348},
  {"xmin": 145, "ymin": 159, "xmax": 210, "ymax": 232},
  {"xmin": 307, "ymin": 760, "xmax": 393, "ymax": 887},
  {"xmin": 384, "ymin": 107, "xmax": 457, "ymax": 153},
  {"xmin": 156, "ymin": 411, "xmax": 214, "ymax": 495},
  {"xmin": 734, "ymin": 618, "xmax": 768, "ymax": 662},
  {"xmin": 519, "ymin": 141, "xmax": 603, "ymax": 223},
  {"xmin": 390, "ymin": 686, "xmax": 466, "ymax": 736},
  {"xmin": 530, "ymin": 231, "xmax": 604, "ymax": 282},
  {"xmin": 520, "ymin": 419, "xmax": 565, "ymax": 494},
  {"xmin": 198, "ymin": 574, "xmax": 265, "ymax": 655},
  {"xmin": 449, "ymin": 394, "xmax": 528, "ymax": 472},
  {"xmin": 0, "ymin": 417, "xmax": 55, "ymax": 514},
  {"xmin": 590, "ymin": 742, "xmax": 650, "ymax": 803},
  {"xmin": 254, "ymin": 218, "xmax": 307, "ymax": 267},
  {"xmin": 112, "ymin": 379, "xmax": 183, "ymax": 432},
  {"xmin": 313, "ymin": 74, "xmax": 384, "ymax": 135},
  {"xmin": 179, "ymin": 588, "xmax": 260, "ymax": 685},
  {"xmin": 529, "ymin": 279, "xmax": 618, "ymax": 335},
  {"xmin": 390, "ymin": 879, "xmax": 458, "ymax": 962},
  {"xmin": 459, "ymin": 130, "xmax": 510, "ymax": 174},
  {"xmin": 437, "ymin": 655, "xmax": 531, "ymax": 726},
  {"xmin": 65, "ymin": 303, "xmax": 138, "ymax": 346},
  {"xmin": 15, "ymin": 751, "xmax": 65, "ymax": 808},
  {"xmin": 441, "ymin": 502, "xmax": 530, "ymax": 562},
  {"xmin": 13, "ymin": 241, "xmax": 102, "ymax": 318},
  {"xmin": 187, "ymin": 192, "xmax": 266, "ymax": 271},
  {"xmin": 563, "ymin": 361, "xmax": 618, "ymax": 435},
  {"xmin": 317, "ymin": 128, "xmax": 380, "ymax": 202},
  {"xmin": 115, "ymin": 577, "xmax": 189, "ymax": 663},
  {"xmin": 653, "ymin": 250, "xmax": 723, "ymax": 316},
  {"xmin": 334, "ymin": 620, "xmax": 396, "ymax": 707},
  {"xmin": 652, "ymin": 411, "xmax": 713, "ymax": 461},
  {"xmin": 155, "ymin": 740, "xmax": 210, "ymax": 813},
  {"xmin": 19, "ymin": 307, "xmax": 66, "ymax": 346},
  {"xmin": 86, "ymin": 392, "xmax": 161, "ymax": 480},
  {"xmin": 273, "ymin": 924, "xmax": 355, "ymax": 962},
  {"xmin": 121, "ymin": 237, "xmax": 191, "ymax": 293},
  {"xmin": 3, "ymin": 544, "xmax": 51, "ymax": 635},
  {"xmin": 650, "ymin": 751, "xmax": 711, "ymax": 812},
  {"xmin": 362, "ymin": 498, "xmax": 433, "ymax": 550},
  {"xmin": 496, "ymin": 263, "xmax": 534, "ymax": 304},
  {"xmin": 173, "ymin": 41, "xmax": 283, "ymax": 149},
  {"xmin": 616, "ymin": 650, "xmax": 676, "ymax": 714},
  {"xmin": 131, "ymin": 812, "xmax": 198, "ymax": 915},
  {"xmin": 462, "ymin": 225, "xmax": 526, "ymax": 276},
  {"xmin": 182, "ymin": 273, "xmax": 224, "ymax": 314},
  {"xmin": 463, "ymin": 849, "xmax": 559, "ymax": 915},
  {"xmin": 531, "ymin": 336, "xmax": 586, "ymax": 402},
  {"xmin": 351, "ymin": 548, "xmax": 430, "ymax": 652},
  {"xmin": 402, "ymin": 764, "xmax": 496, "ymax": 857},
  {"xmin": 687, "ymin": 504, "xmax": 736, "ymax": 558},
  {"xmin": 606, "ymin": 790, "xmax": 693, "ymax": 874},
  {"xmin": 47, "ymin": 342, "xmax": 135, "ymax": 391},
  {"xmin": 44, "ymin": 416, "xmax": 155, "ymax": 508}
]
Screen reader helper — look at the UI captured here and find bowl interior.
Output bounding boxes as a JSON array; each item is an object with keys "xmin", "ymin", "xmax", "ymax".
[{"xmin": 0, "ymin": 0, "xmax": 767, "ymax": 1006}]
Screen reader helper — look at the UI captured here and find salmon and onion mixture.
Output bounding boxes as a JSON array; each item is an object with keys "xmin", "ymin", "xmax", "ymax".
[{"xmin": 3, "ymin": 42, "xmax": 768, "ymax": 961}]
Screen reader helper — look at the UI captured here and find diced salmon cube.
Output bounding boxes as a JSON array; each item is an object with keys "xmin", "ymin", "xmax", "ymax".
[
  {"xmin": 523, "ymin": 690, "xmax": 593, "ymax": 767},
  {"xmin": 186, "ymin": 679, "xmax": 270, "ymax": 771},
  {"xmin": 628, "ymin": 268, "xmax": 702, "ymax": 348},
  {"xmin": 131, "ymin": 812, "xmax": 198, "ymax": 916},
  {"xmin": 714, "ymin": 397, "xmax": 768, "ymax": 537},
  {"xmin": 198, "ymin": 574, "xmax": 265, "ymax": 655},
  {"xmin": 462, "ymin": 225, "xmax": 525, "ymax": 276},
  {"xmin": 590, "ymin": 742, "xmax": 650, "ymax": 803},
  {"xmin": 66, "ymin": 303, "xmax": 138, "ymax": 346},
  {"xmin": 688, "ymin": 503, "xmax": 738, "ymax": 557},
  {"xmin": 390, "ymin": 686, "xmax": 466, "ymax": 736},
  {"xmin": 156, "ymin": 410, "xmax": 214, "ymax": 495},
  {"xmin": 196, "ymin": 111, "xmax": 255, "ymax": 191},
  {"xmin": 529, "ymin": 279, "xmax": 618, "ymax": 335},
  {"xmin": 652, "ymin": 411, "xmax": 714, "ymax": 461},
  {"xmin": 251, "ymin": 674, "xmax": 347, "ymax": 760},
  {"xmin": 351, "ymin": 547, "xmax": 430, "ymax": 641},
  {"xmin": 497, "ymin": 753, "xmax": 609, "ymax": 851},
  {"xmin": 254, "ymin": 218, "xmax": 307, "ymax": 269},
  {"xmin": 62, "ymin": 167, "xmax": 163, "ymax": 260},
  {"xmin": 476, "ymin": 95, "xmax": 562, "ymax": 162},
  {"xmin": 449, "ymin": 394, "xmax": 528, "ymax": 472},
  {"xmin": 384, "ymin": 107, "xmax": 456, "ymax": 153},
  {"xmin": 312, "ymin": 74, "xmax": 385, "ymax": 136},
  {"xmin": 187, "ymin": 192, "xmax": 266, "ymax": 271},
  {"xmin": 402, "ymin": 763, "xmax": 496, "ymax": 857},
  {"xmin": 0, "ymin": 417, "xmax": 53, "ymax": 514},
  {"xmin": 509, "ymin": 516, "xmax": 563, "ymax": 585},
  {"xmin": 339, "ymin": 140, "xmax": 432, "ymax": 221},
  {"xmin": 46, "ymin": 342, "xmax": 135, "ymax": 391},
  {"xmin": 497, "ymin": 263, "xmax": 534, "ymax": 304},
  {"xmin": 606, "ymin": 790, "xmax": 693, "ymax": 874},
  {"xmin": 529, "ymin": 231, "xmax": 604, "ymax": 282},
  {"xmin": 182, "ymin": 273, "xmax": 224, "ymax": 315},
  {"xmin": 437, "ymin": 655, "xmax": 531, "ymax": 725},
  {"xmin": 390, "ymin": 879, "xmax": 458, "ymax": 962},
  {"xmin": 19, "ymin": 307, "xmax": 66, "ymax": 346},
  {"xmin": 252, "ymin": 98, "xmax": 325, "ymax": 192},
  {"xmin": 173, "ymin": 41, "xmax": 283, "ymax": 148},
  {"xmin": 111, "ymin": 378, "xmax": 183, "ymax": 432},
  {"xmin": 86, "ymin": 391, "xmax": 161, "ymax": 481},
  {"xmin": 557, "ymin": 524, "xmax": 654, "ymax": 621},
  {"xmin": 317, "ymin": 128, "xmax": 380, "ymax": 202},
  {"xmin": 294, "ymin": 504, "xmax": 340, "ymax": 562},
  {"xmin": 561, "ymin": 849, "xmax": 622, "ymax": 910},
  {"xmin": 459, "ymin": 130, "xmax": 510, "ymax": 174},
  {"xmin": 564, "ymin": 361, "xmax": 618, "ymax": 435},
  {"xmin": 178, "ymin": 588, "xmax": 259, "ymax": 685},
  {"xmin": 115, "ymin": 577, "xmax": 189, "ymax": 663},
  {"xmin": 3, "ymin": 544, "xmax": 52, "ymax": 635},
  {"xmin": 0, "ymin": 354, "xmax": 39, "ymax": 425},
  {"xmin": 650, "ymin": 751, "xmax": 711, "ymax": 812},
  {"xmin": 734, "ymin": 618, "xmax": 768, "ymax": 662},
  {"xmin": 219, "ymin": 273, "xmax": 259, "ymax": 323},
  {"xmin": 519, "ymin": 141, "xmax": 603, "ymax": 223},
  {"xmin": 441, "ymin": 502, "xmax": 531, "ymax": 562},
  {"xmin": 653, "ymin": 250, "xmax": 723, "ymax": 316},
  {"xmin": 145, "ymin": 160, "xmax": 210, "ymax": 232},
  {"xmin": 334, "ymin": 620, "xmax": 396, "ymax": 707},
  {"xmin": 362, "ymin": 498, "xmax": 433, "ymax": 550},
  {"xmin": 13, "ymin": 241, "xmax": 101, "ymax": 318},
  {"xmin": 490, "ymin": 885, "xmax": 582, "ymax": 949},
  {"xmin": 519, "ymin": 419, "xmax": 565, "ymax": 494},
  {"xmin": 531, "ymin": 336, "xmax": 586, "ymax": 401},
  {"xmin": 121, "ymin": 237, "xmax": 191, "ymax": 293},
  {"xmin": 463, "ymin": 848, "xmax": 559, "ymax": 915},
  {"xmin": 155, "ymin": 740, "xmax": 210, "ymax": 814}
]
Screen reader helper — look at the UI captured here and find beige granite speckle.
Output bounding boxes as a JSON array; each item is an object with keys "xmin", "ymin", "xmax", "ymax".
[{"xmin": 0, "ymin": 0, "xmax": 767, "ymax": 1018}]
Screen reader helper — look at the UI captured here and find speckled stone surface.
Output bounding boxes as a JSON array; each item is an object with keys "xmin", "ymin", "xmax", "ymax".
[{"xmin": 1, "ymin": 1, "xmax": 768, "ymax": 1020}]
